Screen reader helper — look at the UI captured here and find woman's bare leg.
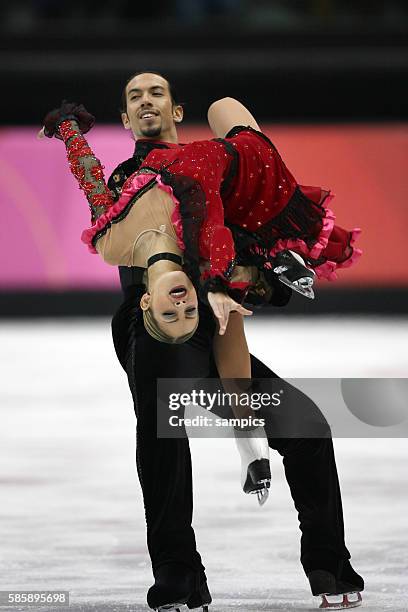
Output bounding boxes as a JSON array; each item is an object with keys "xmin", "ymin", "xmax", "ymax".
[{"xmin": 207, "ymin": 97, "xmax": 261, "ymax": 138}]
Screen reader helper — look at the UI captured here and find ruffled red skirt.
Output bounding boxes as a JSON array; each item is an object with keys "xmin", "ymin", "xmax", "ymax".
[{"xmin": 222, "ymin": 127, "xmax": 362, "ymax": 280}]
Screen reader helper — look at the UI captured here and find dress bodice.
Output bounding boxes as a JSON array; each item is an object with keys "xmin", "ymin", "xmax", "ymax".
[{"xmin": 95, "ymin": 183, "xmax": 182, "ymax": 268}]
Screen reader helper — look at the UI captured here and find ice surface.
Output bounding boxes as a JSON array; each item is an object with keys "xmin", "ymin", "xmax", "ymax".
[{"xmin": 0, "ymin": 317, "xmax": 407, "ymax": 611}]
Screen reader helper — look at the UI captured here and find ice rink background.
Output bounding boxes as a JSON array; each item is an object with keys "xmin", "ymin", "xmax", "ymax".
[{"xmin": 1, "ymin": 316, "xmax": 407, "ymax": 611}]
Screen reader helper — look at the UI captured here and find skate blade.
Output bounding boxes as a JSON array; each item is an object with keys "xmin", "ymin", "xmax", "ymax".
[
  {"xmin": 278, "ymin": 275, "xmax": 315, "ymax": 299},
  {"xmin": 189, "ymin": 606, "xmax": 209, "ymax": 611},
  {"xmin": 156, "ymin": 604, "xmax": 187, "ymax": 611},
  {"xmin": 253, "ymin": 481, "xmax": 269, "ymax": 506},
  {"xmin": 319, "ymin": 592, "xmax": 362, "ymax": 609}
]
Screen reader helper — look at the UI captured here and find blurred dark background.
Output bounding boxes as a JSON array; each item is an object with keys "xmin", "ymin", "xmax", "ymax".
[
  {"xmin": 1, "ymin": 0, "xmax": 407, "ymax": 123},
  {"xmin": 1, "ymin": 1, "xmax": 407, "ymax": 317}
]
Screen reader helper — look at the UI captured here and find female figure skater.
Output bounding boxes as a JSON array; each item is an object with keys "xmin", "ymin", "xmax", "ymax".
[{"xmin": 40, "ymin": 98, "xmax": 361, "ymax": 338}]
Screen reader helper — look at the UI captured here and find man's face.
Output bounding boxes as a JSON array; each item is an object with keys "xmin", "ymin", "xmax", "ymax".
[{"xmin": 121, "ymin": 73, "xmax": 183, "ymax": 141}]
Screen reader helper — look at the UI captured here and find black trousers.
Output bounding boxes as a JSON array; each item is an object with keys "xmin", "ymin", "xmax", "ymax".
[{"xmin": 112, "ymin": 286, "xmax": 351, "ymax": 578}]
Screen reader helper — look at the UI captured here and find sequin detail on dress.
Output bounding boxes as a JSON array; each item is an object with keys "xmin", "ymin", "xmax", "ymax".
[{"xmin": 59, "ymin": 119, "xmax": 114, "ymax": 224}]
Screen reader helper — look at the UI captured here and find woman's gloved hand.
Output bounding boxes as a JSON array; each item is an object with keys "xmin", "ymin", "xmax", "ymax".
[{"xmin": 37, "ymin": 100, "xmax": 95, "ymax": 140}]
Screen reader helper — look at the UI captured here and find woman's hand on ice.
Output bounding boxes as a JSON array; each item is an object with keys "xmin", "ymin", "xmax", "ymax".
[{"xmin": 207, "ymin": 292, "xmax": 252, "ymax": 335}]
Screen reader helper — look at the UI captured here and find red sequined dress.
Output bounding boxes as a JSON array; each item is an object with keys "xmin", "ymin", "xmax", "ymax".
[{"xmin": 58, "ymin": 119, "xmax": 362, "ymax": 294}]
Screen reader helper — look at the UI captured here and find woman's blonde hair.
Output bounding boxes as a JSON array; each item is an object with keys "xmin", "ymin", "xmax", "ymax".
[{"xmin": 143, "ymin": 307, "xmax": 199, "ymax": 344}]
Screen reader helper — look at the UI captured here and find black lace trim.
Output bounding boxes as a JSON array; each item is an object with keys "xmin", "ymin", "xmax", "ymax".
[
  {"xmin": 108, "ymin": 157, "xmax": 143, "ymax": 201},
  {"xmin": 199, "ymin": 275, "xmax": 229, "ymax": 304},
  {"xmin": 157, "ymin": 167, "xmax": 208, "ymax": 290},
  {"xmin": 259, "ymin": 186, "xmax": 324, "ymax": 247},
  {"xmin": 108, "ymin": 141, "xmax": 173, "ymax": 202},
  {"xmin": 239, "ymin": 186, "xmax": 325, "ymax": 260},
  {"xmin": 224, "ymin": 124, "xmax": 279, "ymax": 153},
  {"xmin": 212, "ymin": 137, "xmax": 239, "ymax": 199},
  {"xmin": 156, "ymin": 167, "xmax": 244, "ymax": 296},
  {"xmin": 224, "ymin": 222, "xmax": 262, "ymax": 266},
  {"xmin": 224, "ymin": 186, "xmax": 327, "ymax": 276},
  {"xmin": 91, "ymin": 176, "xmax": 157, "ymax": 248}
]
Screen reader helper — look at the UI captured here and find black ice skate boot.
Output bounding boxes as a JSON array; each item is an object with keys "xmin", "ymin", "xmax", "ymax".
[
  {"xmin": 308, "ymin": 560, "xmax": 364, "ymax": 609},
  {"xmin": 234, "ymin": 424, "xmax": 271, "ymax": 506},
  {"xmin": 147, "ymin": 564, "xmax": 211, "ymax": 611},
  {"xmin": 186, "ymin": 569, "xmax": 212, "ymax": 611},
  {"xmin": 270, "ymin": 249, "xmax": 315, "ymax": 299}
]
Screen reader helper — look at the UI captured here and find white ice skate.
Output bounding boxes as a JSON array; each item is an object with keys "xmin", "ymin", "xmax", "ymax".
[
  {"xmin": 154, "ymin": 600, "xmax": 209, "ymax": 611},
  {"xmin": 272, "ymin": 249, "xmax": 315, "ymax": 299},
  {"xmin": 234, "ymin": 425, "xmax": 271, "ymax": 506},
  {"xmin": 317, "ymin": 592, "xmax": 362, "ymax": 609},
  {"xmin": 308, "ymin": 568, "xmax": 363, "ymax": 610}
]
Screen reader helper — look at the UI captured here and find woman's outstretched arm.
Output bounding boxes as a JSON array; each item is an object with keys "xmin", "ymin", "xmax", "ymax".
[
  {"xmin": 58, "ymin": 119, "xmax": 114, "ymax": 223},
  {"xmin": 39, "ymin": 102, "xmax": 114, "ymax": 224},
  {"xmin": 212, "ymin": 311, "xmax": 251, "ymax": 378},
  {"xmin": 207, "ymin": 97, "xmax": 261, "ymax": 138},
  {"xmin": 212, "ymin": 311, "xmax": 256, "ymax": 421}
]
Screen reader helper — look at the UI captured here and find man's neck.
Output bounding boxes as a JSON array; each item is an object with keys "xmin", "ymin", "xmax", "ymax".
[
  {"xmin": 139, "ymin": 134, "xmax": 178, "ymax": 145},
  {"xmin": 133, "ymin": 135, "xmax": 179, "ymax": 158},
  {"xmin": 137, "ymin": 125, "xmax": 178, "ymax": 144}
]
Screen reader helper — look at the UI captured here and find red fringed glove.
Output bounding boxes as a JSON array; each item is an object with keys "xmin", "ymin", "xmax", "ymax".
[{"xmin": 41, "ymin": 100, "xmax": 95, "ymax": 139}]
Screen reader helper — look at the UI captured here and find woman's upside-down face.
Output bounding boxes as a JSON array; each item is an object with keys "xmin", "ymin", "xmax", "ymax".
[{"xmin": 140, "ymin": 270, "xmax": 198, "ymax": 339}]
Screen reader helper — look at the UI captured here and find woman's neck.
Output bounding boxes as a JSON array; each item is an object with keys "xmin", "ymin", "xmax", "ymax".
[
  {"xmin": 147, "ymin": 259, "xmax": 182, "ymax": 289},
  {"xmin": 145, "ymin": 232, "xmax": 183, "ymax": 286},
  {"xmin": 132, "ymin": 230, "xmax": 182, "ymax": 270}
]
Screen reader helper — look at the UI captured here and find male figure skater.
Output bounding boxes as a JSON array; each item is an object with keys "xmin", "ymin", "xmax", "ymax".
[{"xmin": 108, "ymin": 72, "xmax": 364, "ymax": 610}]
